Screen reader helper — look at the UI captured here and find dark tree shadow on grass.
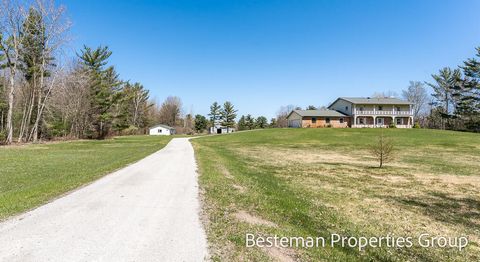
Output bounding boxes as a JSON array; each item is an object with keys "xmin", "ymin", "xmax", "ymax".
[{"xmin": 385, "ymin": 191, "xmax": 480, "ymax": 229}]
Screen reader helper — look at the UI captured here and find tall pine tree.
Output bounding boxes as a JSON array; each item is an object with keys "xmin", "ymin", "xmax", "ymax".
[
  {"xmin": 221, "ymin": 101, "xmax": 237, "ymax": 132},
  {"xmin": 78, "ymin": 45, "xmax": 122, "ymax": 139}
]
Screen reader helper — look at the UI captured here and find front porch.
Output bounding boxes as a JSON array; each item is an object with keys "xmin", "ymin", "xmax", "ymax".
[{"xmin": 352, "ymin": 116, "xmax": 413, "ymax": 128}]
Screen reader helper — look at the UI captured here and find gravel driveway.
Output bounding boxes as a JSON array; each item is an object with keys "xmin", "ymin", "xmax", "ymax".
[{"xmin": 0, "ymin": 138, "xmax": 208, "ymax": 261}]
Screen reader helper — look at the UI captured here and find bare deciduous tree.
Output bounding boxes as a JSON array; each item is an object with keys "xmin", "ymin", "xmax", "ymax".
[
  {"xmin": 0, "ymin": 0, "xmax": 23, "ymax": 144},
  {"xmin": 158, "ymin": 96, "xmax": 182, "ymax": 127},
  {"xmin": 275, "ymin": 104, "xmax": 295, "ymax": 128},
  {"xmin": 370, "ymin": 131, "xmax": 394, "ymax": 168},
  {"xmin": 402, "ymin": 81, "xmax": 428, "ymax": 120},
  {"xmin": 29, "ymin": 0, "xmax": 71, "ymax": 142}
]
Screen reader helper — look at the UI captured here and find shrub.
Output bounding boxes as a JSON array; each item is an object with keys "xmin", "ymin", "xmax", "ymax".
[
  {"xmin": 389, "ymin": 123, "xmax": 396, "ymax": 128},
  {"xmin": 121, "ymin": 125, "xmax": 140, "ymax": 135},
  {"xmin": 413, "ymin": 123, "xmax": 420, "ymax": 128}
]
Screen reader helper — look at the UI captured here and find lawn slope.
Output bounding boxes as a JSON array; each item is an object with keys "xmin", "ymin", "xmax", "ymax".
[
  {"xmin": 0, "ymin": 136, "xmax": 172, "ymax": 220},
  {"xmin": 192, "ymin": 129, "xmax": 480, "ymax": 261}
]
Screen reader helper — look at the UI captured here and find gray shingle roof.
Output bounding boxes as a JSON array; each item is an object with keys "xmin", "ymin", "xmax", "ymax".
[
  {"xmin": 290, "ymin": 109, "xmax": 348, "ymax": 117},
  {"xmin": 150, "ymin": 124, "xmax": 175, "ymax": 130},
  {"xmin": 338, "ymin": 97, "xmax": 413, "ymax": 105}
]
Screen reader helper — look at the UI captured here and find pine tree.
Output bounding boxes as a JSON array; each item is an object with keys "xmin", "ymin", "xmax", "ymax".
[
  {"xmin": 256, "ymin": 116, "xmax": 268, "ymax": 128},
  {"xmin": 237, "ymin": 115, "xmax": 247, "ymax": 130},
  {"xmin": 18, "ymin": 7, "xmax": 54, "ymax": 142},
  {"xmin": 427, "ymin": 67, "xmax": 462, "ymax": 129},
  {"xmin": 208, "ymin": 102, "xmax": 221, "ymax": 126},
  {"xmin": 245, "ymin": 114, "xmax": 255, "ymax": 130},
  {"xmin": 78, "ymin": 45, "xmax": 122, "ymax": 139},
  {"xmin": 221, "ymin": 101, "xmax": 237, "ymax": 132},
  {"xmin": 458, "ymin": 47, "xmax": 480, "ymax": 131}
]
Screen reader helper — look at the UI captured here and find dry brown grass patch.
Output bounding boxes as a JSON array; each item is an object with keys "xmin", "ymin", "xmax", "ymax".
[{"xmin": 234, "ymin": 210, "xmax": 277, "ymax": 227}]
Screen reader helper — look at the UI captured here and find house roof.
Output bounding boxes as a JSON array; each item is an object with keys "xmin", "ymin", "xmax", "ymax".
[
  {"xmin": 335, "ymin": 97, "xmax": 413, "ymax": 105},
  {"xmin": 150, "ymin": 124, "xmax": 175, "ymax": 130},
  {"xmin": 289, "ymin": 109, "xmax": 348, "ymax": 118}
]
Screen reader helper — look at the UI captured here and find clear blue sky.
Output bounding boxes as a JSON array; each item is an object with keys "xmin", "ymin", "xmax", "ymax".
[{"xmin": 62, "ymin": 0, "xmax": 480, "ymax": 119}]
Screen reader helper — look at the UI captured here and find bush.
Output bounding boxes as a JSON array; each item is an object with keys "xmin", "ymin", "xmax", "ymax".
[
  {"xmin": 121, "ymin": 125, "xmax": 140, "ymax": 135},
  {"xmin": 413, "ymin": 123, "xmax": 420, "ymax": 128},
  {"xmin": 389, "ymin": 123, "xmax": 396, "ymax": 128}
]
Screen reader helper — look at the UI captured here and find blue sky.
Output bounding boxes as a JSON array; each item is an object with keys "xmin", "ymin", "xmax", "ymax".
[{"xmin": 62, "ymin": 0, "xmax": 480, "ymax": 119}]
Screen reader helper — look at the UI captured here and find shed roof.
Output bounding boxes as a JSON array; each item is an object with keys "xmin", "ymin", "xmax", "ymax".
[
  {"xmin": 336, "ymin": 97, "xmax": 412, "ymax": 105},
  {"xmin": 150, "ymin": 124, "xmax": 175, "ymax": 130},
  {"xmin": 289, "ymin": 109, "xmax": 348, "ymax": 118}
]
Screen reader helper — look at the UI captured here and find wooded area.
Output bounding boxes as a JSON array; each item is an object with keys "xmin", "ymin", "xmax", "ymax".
[{"xmin": 0, "ymin": 0, "xmax": 191, "ymax": 144}]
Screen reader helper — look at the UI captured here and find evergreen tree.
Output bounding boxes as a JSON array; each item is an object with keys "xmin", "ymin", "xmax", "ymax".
[
  {"xmin": 458, "ymin": 47, "xmax": 480, "ymax": 131},
  {"xmin": 221, "ymin": 101, "xmax": 237, "ymax": 132},
  {"xmin": 121, "ymin": 82, "xmax": 151, "ymax": 129},
  {"xmin": 237, "ymin": 115, "xmax": 247, "ymax": 130},
  {"xmin": 194, "ymin": 114, "xmax": 208, "ymax": 133},
  {"xmin": 245, "ymin": 114, "xmax": 255, "ymax": 130},
  {"xmin": 256, "ymin": 116, "xmax": 268, "ymax": 128},
  {"xmin": 78, "ymin": 45, "xmax": 122, "ymax": 139},
  {"xmin": 269, "ymin": 118, "xmax": 277, "ymax": 128},
  {"xmin": 427, "ymin": 67, "xmax": 461, "ymax": 129},
  {"xmin": 208, "ymin": 101, "xmax": 221, "ymax": 126}
]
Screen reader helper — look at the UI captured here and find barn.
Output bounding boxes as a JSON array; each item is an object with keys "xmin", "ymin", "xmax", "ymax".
[{"xmin": 149, "ymin": 124, "xmax": 176, "ymax": 136}]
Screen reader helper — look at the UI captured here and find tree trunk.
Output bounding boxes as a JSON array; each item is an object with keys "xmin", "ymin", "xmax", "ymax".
[{"xmin": 6, "ymin": 73, "xmax": 15, "ymax": 144}]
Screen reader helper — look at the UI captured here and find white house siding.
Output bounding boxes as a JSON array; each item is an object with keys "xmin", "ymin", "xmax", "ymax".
[
  {"xmin": 329, "ymin": 99, "xmax": 353, "ymax": 116},
  {"xmin": 149, "ymin": 127, "xmax": 173, "ymax": 136}
]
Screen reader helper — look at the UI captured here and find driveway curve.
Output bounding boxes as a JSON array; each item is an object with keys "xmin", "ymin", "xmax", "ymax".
[{"xmin": 0, "ymin": 138, "xmax": 208, "ymax": 262}]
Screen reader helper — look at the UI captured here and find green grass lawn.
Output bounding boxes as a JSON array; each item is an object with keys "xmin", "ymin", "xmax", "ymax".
[
  {"xmin": 192, "ymin": 128, "xmax": 480, "ymax": 261},
  {"xmin": 0, "ymin": 135, "xmax": 172, "ymax": 220}
]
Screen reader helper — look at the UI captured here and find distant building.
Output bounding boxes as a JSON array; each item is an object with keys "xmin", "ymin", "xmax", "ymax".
[
  {"xmin": 287, "ymin": 97, "xmax": 414, "ymax": 128},
  {"xmin": 209, "ymin": 122, "xmax": 235, "ymax": 134},
  {"xmin": 149, "ymin": 124, "xmax": 176, "ymax": 135}
]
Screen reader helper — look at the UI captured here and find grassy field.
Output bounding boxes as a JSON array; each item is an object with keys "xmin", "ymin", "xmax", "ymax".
[
  {"xmin": 192, "ymin": 128, "xmax": 480, "ymax": 261},
  {"xmin": 0, "ymin": 136, "xmax": 172, "ymax": 220}
]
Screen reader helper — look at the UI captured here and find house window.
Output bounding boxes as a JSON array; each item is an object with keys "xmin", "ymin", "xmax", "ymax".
[
  {"xmin": 312, "ymin": 117, "xmax": 317, "ymax": 123},
  {"xmin": 396, "ymin": 107, "xmax": 401, "ymax": 112},
  {"xmin": 396, "ymin": 118, "xmax": 402, "ymax": 125},
  {"xmin": 345, "ymin": 106, "xmax": 349, "ymax": 111},
  {"xmin": 326, "ymin": 117, "xmax": 331, "ymax": 124},
  {"xmin": 359, "ymin": 118, "xmax": 365, "ymax": 124},
  {"xmin": 359, "ymin": 107, "xmax": 364, "ymax": 111},
  {"xmin": 378, "ymin": 106, "xmax": 383, "ymax": 111},
  {"xmin": 158, "ymin": 129, "xmax": 162, "ymax": 133},
  {"xmin": 339, "ymin": 118, "xmax": 344, "ymax": 123}
]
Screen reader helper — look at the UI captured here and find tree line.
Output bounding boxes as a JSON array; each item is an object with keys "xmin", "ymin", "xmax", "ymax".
[
  {"xmin": 393, "ymin": 46, "xmax": 480, "ymax": 132},
  {"xmin": 0, "ymin": 0, "xmax": 195, "ymax": 144}
]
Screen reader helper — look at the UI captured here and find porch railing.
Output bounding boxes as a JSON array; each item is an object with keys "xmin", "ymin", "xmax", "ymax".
[{"xmin": 354, "ymin": 110, "xmax": 412, "ymax": 116}]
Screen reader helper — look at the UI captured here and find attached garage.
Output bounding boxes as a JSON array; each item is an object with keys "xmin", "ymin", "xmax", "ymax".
[{"xmin": 286, "ymin": 109, "xmax": 350, "ymax": 128}]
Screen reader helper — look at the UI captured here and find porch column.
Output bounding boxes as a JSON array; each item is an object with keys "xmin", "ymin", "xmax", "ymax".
[
  {"xmin": 392, "ymin": 116, "xmax": 396, "ymax": 127},
  {"xmin": 373, "ymin": 116, "xmax": 377, "ymax": 128},
  {"xmin": 353, "ymin": 116, "xmax": 357, "ymax": 127}
]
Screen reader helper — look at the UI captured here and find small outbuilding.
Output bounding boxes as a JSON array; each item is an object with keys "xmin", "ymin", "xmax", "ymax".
[
  {"xmin": 149, "ymin": 124, "xmax": 176, "ymax": 136},
  {"xmin": 209, "ymin": 125, "xmax": 235, "ymax": 134}
]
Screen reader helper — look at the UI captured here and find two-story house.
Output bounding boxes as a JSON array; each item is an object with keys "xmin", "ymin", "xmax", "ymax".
[{"xmin": 287, "ymin": 97, "xmax": 414, "ymax": 128}]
